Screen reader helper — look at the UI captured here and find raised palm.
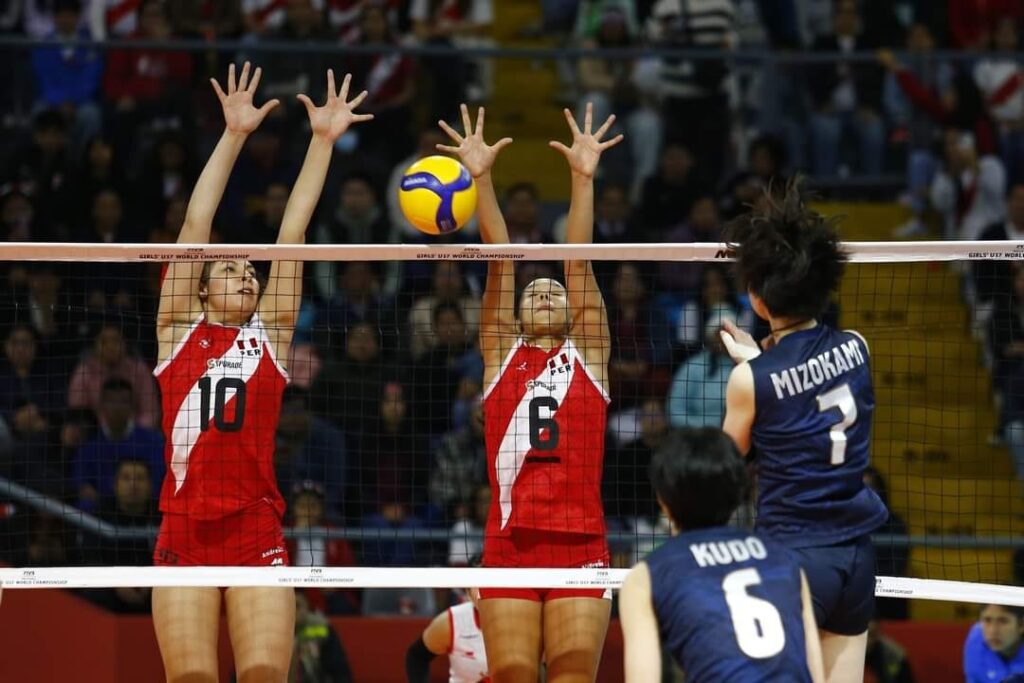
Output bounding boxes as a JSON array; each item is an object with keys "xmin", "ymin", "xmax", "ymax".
[
  {"xmin": 211, "ymin": 62, "xmax": 279, "ymax": 134},
  {"xmin": 550, "ymin": 103, "xmax": 623, "ymax": 178},
  {"xmin": 297, "ymin": 70, "xmax": 373, "ymax": 143},
  {"xmin": 437, "ymin": 104, "xmax": 513, "ymax": 178}
]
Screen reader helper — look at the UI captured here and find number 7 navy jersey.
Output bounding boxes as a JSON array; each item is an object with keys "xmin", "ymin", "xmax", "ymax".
[
  {"xmin": 747, "ymin": 324, "xmax": 887, "ymax": 546},
  {"xmin": 483, "ymin": 337, "xmax": 609, "ymax": 536},
  {"xmin": 154, "ymin": 314, "xmax": 288, "ymax": 520},
  {"xmin": 646, "ymin": 525, "xmax": 812, "ymax": 682}
]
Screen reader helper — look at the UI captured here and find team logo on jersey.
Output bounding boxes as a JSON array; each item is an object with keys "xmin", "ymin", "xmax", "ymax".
[
  {"xmin": 517, "ymin": 362, "xmax": 528, "ymax": 371},
  {"xmin": 548, "ymin": 352, "xmax": 572, "ymax": 376},
  {"xmin": 199, "ymin": 339, "xmax": 211, "ymax": 349},
  {"xmin": 236, "ymin": 337, "xmax": 262, "ymax": 357}
]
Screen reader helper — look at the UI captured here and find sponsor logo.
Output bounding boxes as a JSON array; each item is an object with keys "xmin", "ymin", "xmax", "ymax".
[
  {"xmin": 262, "ymin": 546, "xmax": 286, "ymax": 559},
  {"xmin": 526, "ymin": 379, "xmax": 557, "ymax": 392},
  {"xmin": 207, "ymin": 358, "xmax": 244, "ymax": 370}
]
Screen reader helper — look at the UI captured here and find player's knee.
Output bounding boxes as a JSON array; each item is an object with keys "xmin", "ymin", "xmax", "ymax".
[
  {"xmin": 490, "ymin": 660, "xmax": 540, "ymax": 683},
  {"xmin": 545, "ymin": 649, "xmax": 599, "ymax": 682},
  {"xmin": 167, "ymin": 672, "xmax": 217, "ymax": 683},
  {"xmin": 237, "ymin": 665, "xmax": 287, "ymax": 683}
]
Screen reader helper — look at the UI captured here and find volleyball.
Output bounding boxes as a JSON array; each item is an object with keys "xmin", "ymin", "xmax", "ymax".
[{"xmin": 398, "ymin": 155, "xmax": 477, "ymax": 235}]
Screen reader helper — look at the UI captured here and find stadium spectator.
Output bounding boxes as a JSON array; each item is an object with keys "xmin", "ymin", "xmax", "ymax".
[
  {"xmin": 0, "ymin": 185, "xmax": 37, "ymax": 242},
  {"xmin": 975, "ymin": 183, "xmax": 1024, "ymax": 328},
  {"xmin": 103, "ymin": 0, "xmax": 143, "ymax": 37},
  {"xmin": 71, "ymin": 138, "xmax": 127, "ymax": 220},
  {"xmin": 286, "ymin": 482, "xmax": 360, "ymax": 615},
  {"xmin": 22, "ymin": 0, "xmax": 105, "ymax": 39},
  {"xmin": 672, "ymin": 263, "xmax": 748, "ymax": 357},
  {"xmin": 607, "ymin": 261, "xmax": 672, "ymax": 411},
  {"xmin": 666, "ymin": 304, "xmax": 734, "ymax": 429},
  {"xmin": 285, "ymin": 342, "xmax": 324, "ymax": 390},
  {"xmin": 931, "ymin": 128, "xmax": 1007, "ymax": 240},
  {"xmin": 134, "ymin": 133, "xmax": 196, "ymax": 232},
  {"xmin": 221, "ymin": 117, "xmax": 298, "ymax": 229},
  {"xmin": 233, "ymin": 180, "xmax": 289, "ymax": 245},
  {"xmin": 806, "ymin": 0, "xmax": 885, "ymax": 177},
  {"xmin": 289, "ymin": 589, "xmax": 355, "ymax": 682},
  {"xmin": 408, "ymin": 262, "xmax": 481, "ymax": 361},
  {"xmin": 0, "ymin": 325, "xmax": 58, "ymax": 430},
  {"xmin": 5, "ymin": 109, "xmax": 75, "ymax": 239},
  {"xmin": 29, "ymin": 0, "xmax": 104, "ymax": 158},
  {"xmin": 948, "ymin": 0, "xmax": 1023, "ymax": 50},
  {"xmin": 273, "ymin": 386, "xmax": 348, "ymax": 521},
  {"xmin": 310, "ymin": 262, "xmax": 399, "ymax": 355},
  {"xmin": 102, "ymin": 0, "xmax": 193, "ymax": 153},
  {"xmin": 311, "ymin": 320, "xmax": 387, "ymax": 436},
  {"xmin": 166, "ymin": 0, "xmax": 244, "ymax": 39},
  {"xmin": 964, "ymin": 604, "xmax": 1024, "ymax": 682},
  {"xmin": 242, "ymin": 0, "xmax": 324, "ymax": 38},
  {"xmin": 719, "ymin": 134, "xmax": 787, "ymax": 220},
  {"xmin": 645, "ymin": 0, "xmax": 736, "ymax": 182},
  {"xmin": 345, "ymin": 3, "xmax": 416, "ymax": 166},
  {"xmin": 446, "ymin": 482, "xmax": 489, "ymax": 566},
  {"xmin": 576, "ymin": 4, "xmax": 662, "ymax": 200},
  {"xmin": 974, "ymin": 16, "xmax": 1024, "ymax": 185},
  {"xmin": 638, "ymin": 143, "xmax": 709, "ymax": 236},
  {"xmin": 864, "ymin": 618, "xmax": 916, "ymax": 683},
  {"xmin": 77, "ymin": 189, "xmax": 144, "ymax": 317},
  {"xmin": 67, "ymin": 325, "xmax": 159, "ymax": 429},
  {"xmin": 660, "ymin": 196, "xmax": 724, "ymax": 297},
  {"xmin": 502, "ymin": 182, "xmax": 549, "ymax": 244},
  {"xmin": 430, "ymin": 393, "xmax": 486, "ymax": 521},
  {"xmin": 71, "ymin": 378, "xmax": 164, "ymax": 511},
  {"xmin": 330, "ymin": 0, "xmax": 401, "ymax": 43},
  {"xmin": 588, "ymin": 182, "xmax": 641, "ymax": 244},
  {"xmin": 258, "ymin": 0, "xmax": 333, "ymax": 106},
  {"xmin": 79, "ymin": 458, "xmax": 157, "ymax": 612},
  {"xmin": 992, "ymin": 265, "xmax": 1024, "ymax": 468},
  {"xmin": 864, "ymin": 466, "xmax": 910, "ymax": 620}
]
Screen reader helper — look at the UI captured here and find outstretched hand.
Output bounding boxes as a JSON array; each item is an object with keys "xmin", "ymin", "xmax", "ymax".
[
  {"xmin": 210, "ymin": 62, "xmax": 280, "ymax": 135},
  {"xmin": 297, "ymin": 70, "xmax": 374, "ymax": 143},
  {"xmin": 720, "ymin": 319, "xmax": 761, "ymax": 363},
  {"xmin": 436, "ymin": 104, "xmax": 513, "ymax": 178},
  {"xmin": 549, "ymin": 103, "xmax": 623, "ymax": 178}
]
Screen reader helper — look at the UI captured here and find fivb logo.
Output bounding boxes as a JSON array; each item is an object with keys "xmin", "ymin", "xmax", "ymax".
[{"xmin": 689, "ymin": 536, "xmax": 768, "ymax": 567}]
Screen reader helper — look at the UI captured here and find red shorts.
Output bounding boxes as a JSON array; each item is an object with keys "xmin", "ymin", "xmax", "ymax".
[
  {"xmin": 154, "ymin": 501, "xmax": 289, "ymax": 567},
  {"xmin": 479, "ymin": 528, "xmax": 611, "ymax": 602}
]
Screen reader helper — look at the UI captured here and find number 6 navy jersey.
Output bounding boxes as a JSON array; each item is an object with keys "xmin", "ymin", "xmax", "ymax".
[
  {"xmin": 646, "ymin": 525, "xmax": 812, "ymax": 682},
  {"xmin": 483, "ymin": 337, "xmax": 609, "ymax": 536},
  {"xmin": 154, "ymin": 314, "xmax": 288, "ymax": 520},
  {"xmin": 747, "ymin": 325, "xmax": 887, "ymax": 546}
]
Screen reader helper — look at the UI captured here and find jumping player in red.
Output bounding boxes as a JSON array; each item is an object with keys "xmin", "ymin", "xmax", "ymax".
[
  {"xmin": 437, "ymin": 103, "xmax": 622, "ymax": 682},
  {"xmin": 152, "ymin": 63, "xmax": 371, "ymax": 683}
]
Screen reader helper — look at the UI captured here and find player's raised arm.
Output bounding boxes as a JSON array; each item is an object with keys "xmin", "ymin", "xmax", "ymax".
[
  {"xmin": 259, "ymin": 70, "xmax": 372, "ymax": 347},
  {"xmin": 157, "ymin": 62, "xmax": 279, "ymax": 340},
  {"xmin": 620, "ymin": 562, "xmax": 663, "ymax": 682},
  {"xmin": 437, "ymin": 104, "xmax": 517, "ymax": 376},
  {"xmin": 550, "ymin": 103, "xmax": 622, "ymax": 364}
]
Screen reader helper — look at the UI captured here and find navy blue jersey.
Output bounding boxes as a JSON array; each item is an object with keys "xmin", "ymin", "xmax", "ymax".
[
  {"xmin": 748, "ymin": 325, "xmax": 888, "ymax": 547},
  {"xmin": 646, "ymin": 526, "xmax": 812, "ymax": 683}
]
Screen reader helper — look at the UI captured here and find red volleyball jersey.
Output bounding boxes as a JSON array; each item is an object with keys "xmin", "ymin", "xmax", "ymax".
[
  {"xmin": 155, "ymin": 314, "xmax": 288, "ymax": 520},
  {"xmin": 483, "ymin": 338, "xmax": 609, "ymax": 537}
]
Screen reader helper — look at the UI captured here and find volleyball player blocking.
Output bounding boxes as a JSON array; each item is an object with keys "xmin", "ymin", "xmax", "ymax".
[{"xmin": 153, "ymin": 64, "xmax": 371, "ymax": 683}]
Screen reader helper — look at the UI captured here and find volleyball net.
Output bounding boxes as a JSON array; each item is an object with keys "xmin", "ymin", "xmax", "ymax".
[{"xmin": 0, "ymin": 240, "xmax": 1022, "ymax": 610}]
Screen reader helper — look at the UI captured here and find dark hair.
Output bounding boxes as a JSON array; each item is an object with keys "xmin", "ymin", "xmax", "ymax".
[
  {"xmin": 54, "ymin": 0, "xmax": 82, "ymax": 14},
  {"xmin": 5, "ymin": 324, "xmax": 38, "ymax": 344},
  {"xmin": 722, "ymin": 178, "xmax": 846, "ymax": 319},
  {"xmin": 982, "ymin": 604, "xmax": 1024, "ymax": 621},
  {"xmin": 432, "ymin": 299, "xmax": 464, "ymax": 325},
  {"xmin": 101, "ymin": 378, "xmax": 135, "ymax": 398},
  {"xmin": 504, "ymin": 182, "xmax": 539, "ymax": 201},
  {"xmin": 282, "ymin": 385, "xmax": 310, "ymax": 408},
  {"xmin": 115, "ymin": 458, "xmax": 151, "ymax": 477},
  {"xmin": 650, "ymin": 428, "xmax": 747, "ymax": 530},
  {"xmin": 33, "ymin": 109, "xmax": 67, "ymax": 133}
]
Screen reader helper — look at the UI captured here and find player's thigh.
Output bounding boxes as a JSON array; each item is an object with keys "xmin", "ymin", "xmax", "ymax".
[
  {"xmin": 542, "ymin": 596, "xmax": 612, "ymax": 683},
  {"xmin": 820, "ymin": 630, "xmax": 867, "ymax": 683},
  {"xmin": 224, "ymin": 586, "xmax": 296, "ymax": 683},
  {"xmin": 152, "ymin": 586, "xmax": 222, "ymax": 683},
  {"xmin": 479, "ymin": 597, "xmax": 544, "ymax": 683}
]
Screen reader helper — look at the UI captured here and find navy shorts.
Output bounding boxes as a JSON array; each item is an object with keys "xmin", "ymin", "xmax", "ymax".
[{"xmin": 788, "ymin": 534, "xmax": 876, "ymax": 636}]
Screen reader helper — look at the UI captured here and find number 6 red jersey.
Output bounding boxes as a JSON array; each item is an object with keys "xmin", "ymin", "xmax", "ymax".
[
  {"xmin": 482, "ymin": 338, "xmax": 609, "ymax": 537},
  {"xmin": 154, "ymin": 314, "xmax": 288, "ymax": 520}
]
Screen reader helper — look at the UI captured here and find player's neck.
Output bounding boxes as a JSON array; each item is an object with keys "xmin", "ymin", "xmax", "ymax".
[
  {"xmin": 526, "ymin": 335, "xmax": 562, "ymax": 351},
  {"xmin": 768, "ymin": 317, "xmax": 817, "ymax": 343}
]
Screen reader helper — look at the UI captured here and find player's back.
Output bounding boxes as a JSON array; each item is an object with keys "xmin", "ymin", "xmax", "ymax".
[
  {"xmin": 646, "ymin": 525, "xmax": 811, "ymax": 683},
  {"xmin": 748, "ymin": 324, "xmax": 887, "ymax": 546}
]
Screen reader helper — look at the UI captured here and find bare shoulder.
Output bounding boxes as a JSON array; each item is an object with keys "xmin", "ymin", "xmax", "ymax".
[
  {"xmin": 727, "ymin": 362, "xmax": 755, "ymax": 394},
  {"xmin": 621, "ymin": 561, "xmax": 652, "ymax": 599}
]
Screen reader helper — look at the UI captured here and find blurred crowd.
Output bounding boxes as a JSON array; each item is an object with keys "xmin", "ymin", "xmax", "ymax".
[{"xmin": 0, "ymin": 0, "xmax": 1021, "ymax": 620}]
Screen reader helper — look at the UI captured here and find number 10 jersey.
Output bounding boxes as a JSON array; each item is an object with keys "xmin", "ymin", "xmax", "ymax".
[
  {"xmin": 482, "ymin": 337, "xmax": 609, "ymax": 537},
  {"xmin": 155, "ymin": 314, "xmax": 288, "ymax": 520}
]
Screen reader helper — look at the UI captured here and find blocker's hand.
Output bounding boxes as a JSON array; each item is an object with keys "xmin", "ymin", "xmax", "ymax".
[
  {"xmin": 549, "ymin": 102, "xmax": 623, "ymax": 179},
  {"xmin": 436, "ymin": 104, "xmax": 513, "ymax": 178},
  {"xmin": 297, "ymin": 69, "xmax": 374, "ymax": 143},
  {"xmin": 720, "ymin": 319, "xmax": 761, "ymax": 363},
  {"xmin": 211, "ymin": 61, "xmax": 279, "ymax": 135}
]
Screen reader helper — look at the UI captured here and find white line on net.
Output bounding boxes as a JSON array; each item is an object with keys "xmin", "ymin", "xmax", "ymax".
[{"xmin": 1, "ymin": 241, "xmax": 1021, "ymax": 262}]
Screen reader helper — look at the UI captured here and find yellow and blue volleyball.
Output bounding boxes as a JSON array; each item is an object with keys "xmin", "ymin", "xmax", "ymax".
[{"xmin": 398, "ymin": 155, "xmax": 477, "ymax": 235}]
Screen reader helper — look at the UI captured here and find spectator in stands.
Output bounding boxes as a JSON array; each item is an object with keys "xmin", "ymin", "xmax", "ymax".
[
  {"xmin": 865, "ymin": 618, "xmax": 915, "ymax": 683},
  {"xmin": 638, "ymin": 143, "xmax": 708, "ymax": 236},
  {"xmin": 234, "ymin": 180, "xmax": 289, "ymax": 245},
  {"xmin": 666, "ymin": 304, "xmax": 734, "ymax": 429},
  {"xmin": 286, "ymin": 342, "xmax": 324, "ymax": 390},
  {"xmin": 311, "ymin": 262, "xmax": 398, "ymax": 355},
  {"xmin": 20, "ymin": 0, "xmax": 104, "ymax": 39},
  {"xmin": 974, "ymin": 16, "xmax": 1024, "ymax": 185},
  {"xmin": 430, "ymin": 393, "xmax": 486, "ymax": 522},
  {"xmin": 311, "ymin": 320, "xmax": 386, "ymax": 437},
  {"xmin": 447, "ymin": 482, "xmax": 489, "ymax": 566},
  {"xmin": 719, "ymin": 134, "xmax": 787, "ymax": 220},
  {"xmin": 864, "ymin": 466, "xmax": 910, "ymax": 620},
  {"xmin": 134, "ymin": 133, "xmax": 196, "ymax": 233},
  {"xmin": 588, "ymin": 182, "xmax": 639, "ymax": 243},
  {"xmin": 71, "ymin": 138, "xmax": 127, "ymax": 221},
  {"xmin": 79, "ymin": 458, "xmax": 156, "ymax": 611},
  {"xmin": 645, "ymin": 0, "xmax": 736, "ymax": 182},
  {"xmin": 68, "ymin": 324, "xmax": 159, "ymax": 429},
  {"xmin": 286, "ymin": 482, "xmax": 360, "ymax": 615},
  {"xmin": 102, "ymin": 0, "xmax": 193, "ymax": 154},
  {"xmin": 576, "ymin": 4, "xmax": 662, "ymax": 200},
  {"xmin": 608, "ymin": 262, "xmax": 672, "ymax": 411},
  {"xmin": 30, "ymin": 0, "xmax": 104, "ymax": 158},
  {"xmin": 806, "ymin": 0, "xmax": 885, "ymax": 177},
  {"xmin": 975, "ymin": 183, "xmax": 1024, "ymax": 331},
  {"xmin": 222, "ymin": 117, "xmax": 298, "ymax": 229},
  {"xmin": 331, "ymin": 0, "xmax": 401, "ymax": 43},
  {"xmin": 17, "ymin": 511, "xmax": 75, "ymax": 566},
  {"xmin": 993, "ymin": 264, "xmax": 1024, "ymax": 465},
  {"xmin": 346, "ymin": 3, "xmax": 416, "ymax": 167},
  {"xmin": 964, "ymin": 604, "xmax": 1024, "ymax": 682},
  {"xmin": 290, "ymin": 589, "xmax": 355, "ymax": 682},
  {"xmin": 104, "ymin": 0, "xmax": 143, "ymax": 37},
  {"xmin": 0, "ymin": 325, "xmax": 58, "ymax": 431},
  {"xmin": 660, "ymin": 196, "xmax": 724, "ymax": 297},
  {"xmin": 931, "ymin": 128, "xmax": 1007, "ymax": 240},
  {"xmin": 0, "ymin": 185, "xmax": 37, "ymax": 242},
  {"xmin": 673, "ymin": 263, "xmax": 750, "ymax": 358},
  {"xmin": 72, "ymin": 378, "xmax": 164, "ymax": 512},
  {"xmin": 274, "ymin": 386, "xmax": 348, "ymax": 521},
  {"xmin": 948, "ymin": 0, "xmax": 1023, "ymax": 50},
  {"xmin": 5, "ymin": 109, "xmax": 75, "ymax": 239},
  {"xmin": 502, "ymin": 182, "xmax": 549, "ymax": 244},
  {"xmin": 259, "ymin": 0, "xmax": 333, "ymax": 105},
  {"xmin": 7, "ymin": 264, "xmax": 84, "ymax": 371},
  {"xmin": 878, "ymin": 24, "xmax": 953, "ymax": 237},
  {"xmin": 242, "ymin": 0, "xmax": 304, "ymax": 37},
  {"xmin": 166, "ymin": 0, "xmax": 244, "ymax": 39},
  {"xmin": 408, "ymin": 262, "xmax": 481, "ymax": 361}
]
